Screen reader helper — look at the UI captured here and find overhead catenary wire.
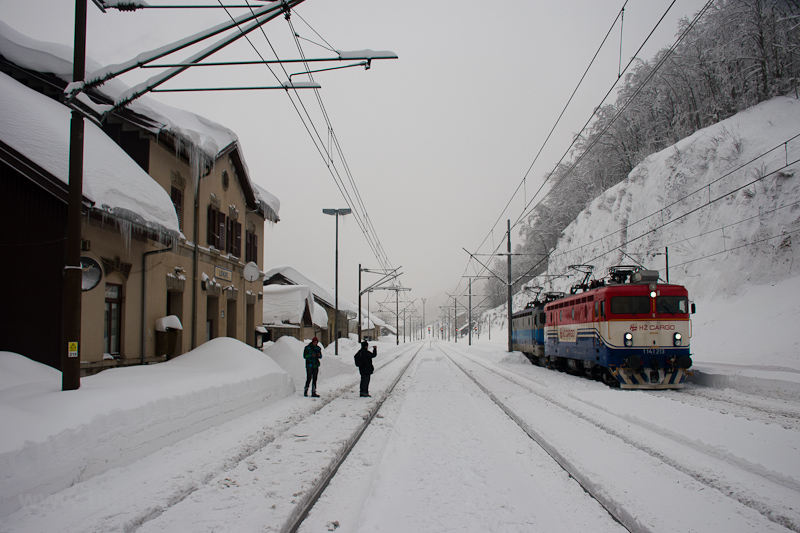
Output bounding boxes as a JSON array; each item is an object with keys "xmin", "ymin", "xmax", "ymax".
[
  {"xmin": 519, "ymin": 150, "xmax": 800, "ymax": 287},
  {"xmin": 548, "ymin": 133, "xmax": 800, "ymax": 262},
  {"xmin": 458, "ymin": 0, "xmax": 686, "ymax": 300},
  {"xmin": 474, "ymin": 1, "xmax": 631, "ymax": 267},
  {"xmin": 218, "ymin": 1, "xmax": 400, "ymax": 282},
  {"xmin": 285, "ymin": 15, "xmax": 398, "ymax": 277},
  {"xmin": 512, "ymin": 0, "xmax": 707, "ymax": 230},
  {"xmin": 460, "ymin": 0, "xmax": 714, "ymax": 304}
]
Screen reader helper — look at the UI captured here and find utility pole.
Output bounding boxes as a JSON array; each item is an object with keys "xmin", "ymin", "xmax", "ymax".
[
  {"xmin": 468, "ymin": 279, "xmax": 472, "ymax": 345},
  {"xmin": 507, "ymin": 219, "xmax": 512, "ymax": 353},
  {"xmin": 651, "ymin": 247, "xmax": 670, "ymax": 283},
  {"xmin": 422, "ymin": 298, "xmax": 426, "ymax": 340},
  {"xmin": 454, "ymin": 295, "xmax": 458, "ymax": 343},
  {"xmin": 62, "ymin": 0, "xmax": 88, "ymax": 391}
]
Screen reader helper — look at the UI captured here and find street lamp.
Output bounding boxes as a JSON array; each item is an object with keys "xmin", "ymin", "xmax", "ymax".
[{"xmin": 323, "ymin": 208, "xmax": 351, "ymax": 355}]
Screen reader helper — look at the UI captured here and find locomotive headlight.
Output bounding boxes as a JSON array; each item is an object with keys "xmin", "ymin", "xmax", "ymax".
[
  {"xmin": 624, "ymin": 332, "xmax": 633, "ymax": 347},
  {"xmin": 673, "ymin": 332, "xmax": 682, "ymax": 347}
]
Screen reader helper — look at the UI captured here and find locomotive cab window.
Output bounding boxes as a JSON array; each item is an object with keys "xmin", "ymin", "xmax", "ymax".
[
  {"xmin": 610, "ymin": 296, "xmax": 650, "ymax": 314},
  {"xmin": 656, "ymin": 296, "xmax": 689, "ymax": 314}
]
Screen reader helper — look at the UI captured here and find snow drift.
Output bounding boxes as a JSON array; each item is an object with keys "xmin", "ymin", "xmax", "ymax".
[{"xmin": 0, "ymin": 338, "xmax": 293, "ymax": 518}]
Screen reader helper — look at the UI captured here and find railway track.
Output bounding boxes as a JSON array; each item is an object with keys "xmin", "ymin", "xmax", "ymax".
[
  {"xmin": 442, "ymin": 342, "xmax": 800, "ymax": 533},
  {"xmin": 436, "ymin": 343, "xmax": 635, "ymax": 533},
  {"xmin": 281, "ymin": 344, "xmax": 423, "ymax": 533},
  {"xmin": 293, "ymin": 341, "xmax": 627, "ymax": 533}
]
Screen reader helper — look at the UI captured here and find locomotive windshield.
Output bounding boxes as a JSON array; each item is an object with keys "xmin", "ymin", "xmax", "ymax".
[
  {"xmin": 656, "ymin": 295, "xmax": 689, "ymax": 314},
  {"xmin": 610, "ymin": 296, "xmax": 650, "ymax": 314}
]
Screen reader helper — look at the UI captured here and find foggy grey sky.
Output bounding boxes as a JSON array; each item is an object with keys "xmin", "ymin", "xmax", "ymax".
[{"xmin": 1, "ymin": 0, "xmax": 708, "ymax": 320}]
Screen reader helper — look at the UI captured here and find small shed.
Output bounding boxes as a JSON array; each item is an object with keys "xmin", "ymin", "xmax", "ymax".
[{"xmin": 262, "ymin": 285, "xmax": 327, "ymax": 343}]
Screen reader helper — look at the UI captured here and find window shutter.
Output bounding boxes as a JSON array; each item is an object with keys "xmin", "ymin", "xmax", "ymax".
[
  {"xmin": 218, "ymin": 212, "xmax": 226, "ymax": 251},
  {"xmin": 245, "ymin": 231, "xmax": 252, "ymax": 262},
  {"xmin": 253, "ymin": 233, "xmax": 258, "ymax": 264},
  {"xmin": 235, "ymin": 222, "xmax": 242, "ymax": 258},
  {"xmin": 171, "ymin": 187, "xmax": 182, "ymax": 230},
  {"xmin": 207, "ymin": 206, "xmax": 214, "ymax": 246}
]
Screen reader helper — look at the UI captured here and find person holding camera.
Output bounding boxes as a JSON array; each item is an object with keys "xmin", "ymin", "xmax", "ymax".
[{"xmin": 354, "ymin": 340, "xmax": 377, "ymax": 397}]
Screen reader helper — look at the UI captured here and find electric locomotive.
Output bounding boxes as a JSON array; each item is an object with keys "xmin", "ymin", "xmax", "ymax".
[
  {"xmin": 511, "ymin": 290, "xmax": 562, "ymax": 361},
  {"xmin": 512, "ymin": 266, "xmax": 694, "ymax": 390}
]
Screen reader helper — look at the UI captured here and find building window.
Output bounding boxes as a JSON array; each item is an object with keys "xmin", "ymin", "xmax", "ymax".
[
  {"xmin": 207, "ymin": 206, "xmax": 242, "ymax": 256},
  {"xmin": 245, "ymin": 229, "xmax": 258, "ymax": 263},
  {"xmin": 207, "ymin": 205, "xmax": 224, "ymax": 249},
  {"xmin": 170, "ymin": 186, "xmax": 183, "ymax": 231},
  {"xmin": 105, "ymin": 284, "xmax": 122, "ymax": 355}
]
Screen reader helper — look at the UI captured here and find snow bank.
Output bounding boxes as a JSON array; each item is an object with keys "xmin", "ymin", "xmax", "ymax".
[
  {"xmin": 690, "ymin": 275, "xmax": 800, "ymax": 371},
  {"xmin": 0, "ymin": 338, "xmax": 293, "ymax": 519},
  {"xmin": 0, "ymin": 352, "xmax": 61, "ymax": 392}
]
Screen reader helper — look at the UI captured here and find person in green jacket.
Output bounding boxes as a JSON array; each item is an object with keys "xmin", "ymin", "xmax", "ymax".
[{"xmin": 303, "ymin": 337, "xmax": 322, "ymax": 397}]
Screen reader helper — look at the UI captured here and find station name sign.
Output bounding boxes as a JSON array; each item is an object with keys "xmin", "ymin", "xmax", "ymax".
[{"xmin": 214, "ymin": 266, "xmax": 233, "ymax": 283}]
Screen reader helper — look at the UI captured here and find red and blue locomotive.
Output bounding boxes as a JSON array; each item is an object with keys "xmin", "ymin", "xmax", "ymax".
[{"xmin": 512, "ymin": 266, "xmax": 694, "ymax": 389}]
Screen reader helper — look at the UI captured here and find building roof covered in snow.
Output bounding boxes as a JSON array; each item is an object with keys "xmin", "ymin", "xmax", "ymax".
[
  {"xmin": 263, "ymin": 265, "xmax": 385, "ymax": 328},
  {"xmin": 0, "ymin": 70, "xmax": 180, "ymax": 237},
  {"xmin": 0, "ymin": 21, "xmax": 279, "ymax": 223},
  {"xmin": 262, "ymin": 285, "xmax": 328, "ymax": 329}
]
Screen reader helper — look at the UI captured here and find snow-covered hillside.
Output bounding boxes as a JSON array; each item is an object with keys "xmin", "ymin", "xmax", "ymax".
[
  {"xmin": 492, "ymin": 96, "xmax": 800, "ymax": 370},
  {"xmin": 548, "ymin": 96, "xmax": 800, "ymax": 297}
]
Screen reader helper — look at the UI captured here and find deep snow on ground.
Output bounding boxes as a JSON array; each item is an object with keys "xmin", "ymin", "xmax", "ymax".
[{"xmin": 2, "ymin": 332, "xmax": 798, "ymax": 532}]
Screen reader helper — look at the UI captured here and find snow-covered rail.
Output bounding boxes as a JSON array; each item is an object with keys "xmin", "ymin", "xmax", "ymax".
[
  {"xmin": 443, "ymin": 342, "xmax": 800, "ymax": 533},
  {"xmin": 438, "ymin": 344, "xmax": 636, "ymax": 533},
  {"xmin": 295, "ymin": 341, "xmax": 629, "ymax": 533},
  {"xmin": 281, "ymin": 344, "xmax": 423, "ymax": 533}
]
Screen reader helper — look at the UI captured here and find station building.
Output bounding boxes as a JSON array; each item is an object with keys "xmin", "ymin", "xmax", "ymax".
[{"xmin": 0, "ymin": 24, "xmax": 279, "ymax": 375}]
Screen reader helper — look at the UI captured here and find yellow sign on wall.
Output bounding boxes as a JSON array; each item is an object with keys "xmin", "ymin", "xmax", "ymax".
[{"xmin": 68, "ymin": 342, "xmax": 78, "ymax": 358}]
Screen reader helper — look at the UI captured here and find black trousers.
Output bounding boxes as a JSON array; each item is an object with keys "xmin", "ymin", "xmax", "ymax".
[
  {"xmin": 305, "ymin": 367, "xmax": 318, "ymax": 392},
  {"xmin": 360, "ymin": 371, "xmax": 371, "ymax": 395}
]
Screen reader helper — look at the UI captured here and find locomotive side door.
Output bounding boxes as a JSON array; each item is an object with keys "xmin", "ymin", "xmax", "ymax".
[{"xmin": 596, "ymin": 299, "xmax": 608, "ymax": 344}]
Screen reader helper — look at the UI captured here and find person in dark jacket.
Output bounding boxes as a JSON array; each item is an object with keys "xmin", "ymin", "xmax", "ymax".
[
  {"xmin": 354, "ymin": 340, "xmax": 377, "ymax": 397},
  {"xmin": 303, "ymin": 337, "xmax": 322, "ymax": 397}
]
